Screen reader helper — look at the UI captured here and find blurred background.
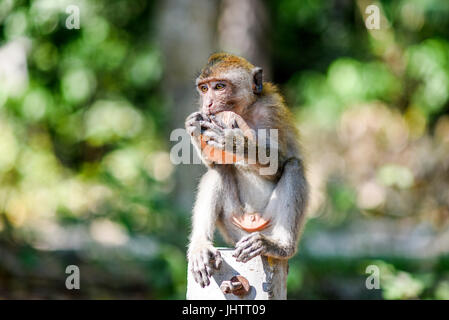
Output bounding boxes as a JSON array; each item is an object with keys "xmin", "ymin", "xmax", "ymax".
[{"xmin": 0, "ymin": 0, "xmax": 448, "ymax": 299}]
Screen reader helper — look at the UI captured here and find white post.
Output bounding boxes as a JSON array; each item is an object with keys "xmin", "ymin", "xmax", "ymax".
[{"xmin": 186, "ymin": 248, "xmax": 288, "ymax": 300}]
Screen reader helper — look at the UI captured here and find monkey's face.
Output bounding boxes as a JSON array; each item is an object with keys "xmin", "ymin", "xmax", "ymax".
[
  {"xmin": 197, "ymin": 79, "xmax": 232, "ymax": 115},
  {"xmin": 196, "ymin": 69, "xmax": 256, "ymax": 116}
]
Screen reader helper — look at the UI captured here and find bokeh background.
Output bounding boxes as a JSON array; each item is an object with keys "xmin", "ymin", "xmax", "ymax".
[{"xmin": 0, "ymin": 0, "xmax": 448, "ymax": 299}]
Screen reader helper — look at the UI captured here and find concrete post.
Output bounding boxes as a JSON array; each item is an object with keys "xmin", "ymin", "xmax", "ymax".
[{"xmin": 186, "ymin": 248, "xmax": 288, "ymax": 300}]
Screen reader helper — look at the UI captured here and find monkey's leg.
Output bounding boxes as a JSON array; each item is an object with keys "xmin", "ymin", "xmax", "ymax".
[
  {"xmin": 188, "ymin": 169, "xmax": 225, "ymax": 288},
  {"xmin": 233, "ymin": 158, "xmax": 308, "ymax": 262}
]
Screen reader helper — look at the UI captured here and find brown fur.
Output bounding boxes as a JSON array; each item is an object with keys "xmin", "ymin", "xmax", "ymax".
[{"xmin": 198, "ymin": 53, "xmax": 255, "ymax": 80}]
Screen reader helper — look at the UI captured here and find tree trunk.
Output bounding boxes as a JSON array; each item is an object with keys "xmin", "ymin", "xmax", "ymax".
[
  {"xmin": 218, "ymin": 0, "xmax": 271, "ymax": 77},
  {"xmin": 156, "ymin": 0, "xmax": 219, "ymax": 208}
]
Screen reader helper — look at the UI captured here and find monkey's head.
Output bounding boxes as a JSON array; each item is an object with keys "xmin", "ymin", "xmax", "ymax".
[{"xmin": 196, "ymin": 53, "xmax": 263, "ymax": 116}]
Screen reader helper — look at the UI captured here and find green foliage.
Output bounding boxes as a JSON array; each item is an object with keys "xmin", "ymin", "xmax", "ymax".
[
  {"xmin": 272, "ymin": 0, "xmax": 449, "ymax": 299},
  {"xmin": 1, "ymin": 0, "xmax": 448, "ymax": 299},
  {"xmin": 0, "ymin": 0, "xmax": 186, "ymax": 299}
]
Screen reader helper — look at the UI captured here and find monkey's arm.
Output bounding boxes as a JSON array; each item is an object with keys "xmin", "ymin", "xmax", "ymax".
[
  {"xmin": 233, "ymin": 158, "xmax": 308, "ymax": 262},
  {"xmin": 188, "ymin": 169, "xmax": 224, "ymax": 287}
]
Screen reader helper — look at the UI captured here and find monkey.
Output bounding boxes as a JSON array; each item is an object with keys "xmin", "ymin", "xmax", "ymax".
[{"xmin": 185, "ymin": 53, "xmax": 309, "ymax": 289}]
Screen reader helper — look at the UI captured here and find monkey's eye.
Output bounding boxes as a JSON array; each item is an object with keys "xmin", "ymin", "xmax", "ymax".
[
  {"xmin": 215, "ymin": 83, "xmax": 226, "ymax": 90},
  {"xmin": 200, "ymin": 85, "xmax": 208, "ymax": 93}
]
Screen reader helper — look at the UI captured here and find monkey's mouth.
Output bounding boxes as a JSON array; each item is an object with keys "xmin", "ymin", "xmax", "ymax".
[
  {"xmin": 206, "ymin": 108, "xmax": 223, "ymax": 116},
  {"xmin": 207, "ymin": 103, "xmax": 235, "ymax": 116}
]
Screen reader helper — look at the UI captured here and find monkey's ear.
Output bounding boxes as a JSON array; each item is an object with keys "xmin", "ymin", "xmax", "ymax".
[{"xmin": 252, "ymin": 67, "xmax": 263, "ymax": 94}]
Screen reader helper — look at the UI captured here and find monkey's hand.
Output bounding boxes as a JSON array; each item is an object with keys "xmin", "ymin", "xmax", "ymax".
[
  {"xmin": 202, "ymin": 126, "xmax": 249, "ymax": 156},
  {"xmin": 232, "ymin": 232, "xmax": 267, "ymax": 263},
  {"xmin": 185, "ymin": 111, "xmax": 205, "ymax": 138},
  {"xmin": 188, "ymin": 243, "xmax": 223, "ymax": 288},
  {"xmin": 185, "ymin": 112, "xmax": 216, "ymax": 166}
]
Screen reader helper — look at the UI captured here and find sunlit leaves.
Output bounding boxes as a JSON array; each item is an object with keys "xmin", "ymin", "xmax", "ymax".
[
  {"xmin": 29, "ymin": 0, "xmax": 60, "ymax": 35},
  {"xmin": 292, "ymin": 57, "xmax": 400, "ymax": 129},
  {"xmin": 128, "ymin": 51, "xmax": 162, "ymax": 88},
  {"xmin": 82, "ymin": 16, "xmax": 110, "ymax": 45},
  {"xmin": 328, "ymin": 59, "xmax": 363, "ymax": 102},
  {"xmin": 61, "ymin": 67, "xmax": 96, "ymax": 104},
  {"xmin": 0, "ymin": 0, "xmax": 14, "ymax": 24},
  {"xmin": 0, "ymin": 0, "xmax": 168, "ymax": 248},
  {"xmin": 103, "ymin": 148, "xmax": 144, "ymax": 186},
  {"xmin": 377, "ymin": 164, "xmax": 414, "ymax": 189},
  {"xmin": 377, "ymin": 262, "xmax": 428, "ymax": 300},
  {"xmin": 21, "ymin": 87, "xmax": 52, "ymax": 121},
  {"xmin": 3, "ymin": 8, "xmax": 28, "ymax": 39},
  {"xmin": 32, "ymin": 41, "xmax": 59, "ymax": 71},
  {"xmin": 406, "ymin": 39, "xmax": 449, "ymax": 115},
  {"xmin": 84, "ymin": 100, "xmax": 143, "ymax": 145},
  {"xmin": 0, "ymin": 116, "xmax": 19, "ymax": 173}
]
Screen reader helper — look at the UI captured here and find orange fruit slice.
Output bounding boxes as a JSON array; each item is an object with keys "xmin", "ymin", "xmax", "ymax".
[{"xmin": 231, "ymin": 213, "xmax": 271, "ymax": 233}]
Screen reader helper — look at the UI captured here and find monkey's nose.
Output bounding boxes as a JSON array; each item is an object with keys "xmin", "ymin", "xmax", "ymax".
[{"xmin": 205, "ymin": 102, "xmax": 213, "ymax": 115}]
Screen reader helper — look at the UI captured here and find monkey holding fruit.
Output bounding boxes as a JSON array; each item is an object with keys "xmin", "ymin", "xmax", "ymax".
[{"xmin": 185, "ymin": 53, "xmax": 309, "ymax": 290}]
